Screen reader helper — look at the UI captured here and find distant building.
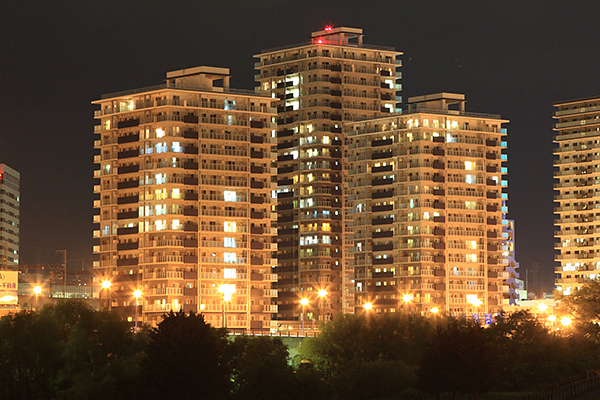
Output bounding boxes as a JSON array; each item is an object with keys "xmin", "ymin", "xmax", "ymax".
[
  {"xmin": 553, "ymin": 96, "xmax": 600, "ymax": 295},
  {"xmin": 346, "ymin": 93, "xmax": 509, "ymax": 316},
  {"xmin": 0, "ymin": 164, "xmax": 20, "ymax": 268},
  {"xmin": 503, "ymin": 220, "xmax": 521, "ymax": 305},
  {"xmin": 93, "ymin": 66, "xmax": 278, "ymax": 329},
  {"xmin": 254, "ymin": 26, "xmax": 402, "ymax": 323}
]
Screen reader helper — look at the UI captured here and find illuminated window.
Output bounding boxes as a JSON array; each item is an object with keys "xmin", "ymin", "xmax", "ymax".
[
  {"xmin": 155, "ymin": 220, "xmax": 166, "ymax": 231},
  {"xmin": 468, "ymin": 241, "xmax": 478, "ymax": 249},
  {"xmin": 466, "ymin": 254, "xmax": 477, "ymax": 262},
  {"xmin": 464, "ymin": 161, "xmax": 474, "ymax": 170},
  {"xmin": 224, "ymin": 221, "xmax": 236, "ymax": 232},
  {"xmin": 172, "ymin": 142, "xmax": 182, "ymax": 152},
  {"xmin": 224, "ymin": 268, "xmax": 237, "ymax": 279},
  {"xmin": 465, "ymin": 174, "xmax": 476, "ymax": 184},
  {"xmin": 322, "ymin": 223, "xmax": 331, "ymax": 232},
  {"xmin": 465, "ymin": 201, "xmax": 477, "ymax": 210},
  {"xmin": 224, "ymin": 191, "xmax": 236, "ymax": 202},
  {"xmin": 155, "ymin": 188, "xmax": 167, "ymax": 200},
  {"xmin": 172, "ymin": 188, "xmax": 180, "ymax": 199},
  {"xmin": 224, "ymin": 237, "xmax": 236, "ymax": 248},
  {"xmin": 156, "ymin": 142, "xmax": 167, "ymax": 153},
  {"xmin": 172, "ymin": 219, "xmax": 181, "ymax": 230},
  {"xmin": 224, "ymin": 252, "xmax": 237, "ymax": 263}
]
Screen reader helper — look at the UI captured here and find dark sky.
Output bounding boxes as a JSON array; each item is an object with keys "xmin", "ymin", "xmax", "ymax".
[{"xmin": 2, "ymin": 1, "xmax": 599, "ymax": 293}]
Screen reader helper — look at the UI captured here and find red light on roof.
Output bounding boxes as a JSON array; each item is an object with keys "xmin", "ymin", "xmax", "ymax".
[
  {"xmin": 325, "ymin": 25, "xmax": 333, "ymax": 31},
  {"xmin": 316, "ymin": 38, "xmax": 324, "ymax": 44}
]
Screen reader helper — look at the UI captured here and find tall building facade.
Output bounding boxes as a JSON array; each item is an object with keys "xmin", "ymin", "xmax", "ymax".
[
  {"xmin": 0, "ymin": 164, "xmax": 20, "ymax": 268},
  {"xmin": 255, "ymin": 26, "xmax": 402, "ymax": 322},
  {"xmin": 554, "ymin": 96, "xmax": 600, "ymax": 295},
  {"xmin": 93, "ymin": 67, "xmax": 278, "ymax": 329},
  {"xmin": 347, "ymin": 93, "xmax": 508, "ymax": 316},
  {"xmin": 503, "ymin": 220, "xmax": 521, "ymax": 305}
]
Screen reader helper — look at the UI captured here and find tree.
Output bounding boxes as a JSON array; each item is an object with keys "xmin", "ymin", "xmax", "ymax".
[
  {"xmin": 558, "ymin": 280, "xmax": 600, "ymax": 324},
  {"xmin": 142, "ymin": 311, "xmax": 231, "ymax": 400},
  {"xmin": 56, "ymin": 307, "xmax": 146, "ymax": 400},
  {"xmin": 0, "ymin": 310, "xmax": 63, "ymax": 399},
  {"xmin": 301, "ymin": 313, "xmax": 430, "ymax": 399},
  {"xmin": 418, "ymin": 320, "xmax": 495, "ymax": 400},
  {"xmin": 229, "ymin": 335, "xmax": 297, "ymax": 400}
]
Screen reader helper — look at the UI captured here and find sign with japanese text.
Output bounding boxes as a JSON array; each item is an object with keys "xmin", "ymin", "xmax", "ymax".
[{"xmin": 0, "ymin": 271, "xmax": 18, "ymax": 305}]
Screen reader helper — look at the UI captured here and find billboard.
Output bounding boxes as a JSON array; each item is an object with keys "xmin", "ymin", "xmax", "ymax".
[{"xmin": 0, "ymin": 271, "xmax": 18, "ymax": 305}]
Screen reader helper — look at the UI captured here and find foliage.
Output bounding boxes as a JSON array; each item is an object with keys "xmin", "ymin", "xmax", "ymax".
[
  {"xmin": 142, "ymin": 310, "xmax": 231, "ymax": 400},
  {"xmin": 229, "ymin": 335, "xmax": 297, "ymax": 400},
  {"xmin": 302, "ymin": 313, "xmax": 432, "ymax": 399},
  {"xmin": 558, "ymin": 280, "xmax": 600, "ymax": 323},
  {"xmin": 0, "ymin": 309, "xmax": 63, "ymax": 399},
  {"xmin": 1, "ymin": 301, "xmax": 600, "ymax": 399},
  {"xmin": 418, "ymin": 320, "xmax": 495, "ymax": 400}
]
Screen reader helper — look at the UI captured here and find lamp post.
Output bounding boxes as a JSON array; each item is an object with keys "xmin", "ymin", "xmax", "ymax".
[
  {"xmin": 218, "ymin": 284, "xmax": 236, "ymax": 329},
  {"xmin": 299, "ymin": 298, "xmax": 309, "ymax": 334},
  {"xmin": 33, "ymin": 286, "xmax": 42, "ymax": 310},
  {"xmin": 101, "ymin": 280, "xmax": 111, "ymax": 311},
  {"xmin": 133, "ymin": 289, "xmax": 142, "ymax": 332},
  {"xmin": 467, "ymin": 294, "xmax": 482, "ymax": 322},
  {"xmin": 318, "ymin": 289, "xmax": 328, "ymax": 323},
  {"xmin": 402, "ymin": 294, "xmax": 413, "ymax": 315}
]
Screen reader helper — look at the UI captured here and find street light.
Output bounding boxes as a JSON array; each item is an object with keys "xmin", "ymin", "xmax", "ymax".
[
  {"xmin": 363, "ymin": 302, "xmax": 373, "ymax": 311},
  {"xmin": 560, "ymin": 317, "xmax": 572, "ymax": 326},
  {"xmin": 318, "ymin": 289, "xmax": 328, "ymax": 323},
  {"xmin": 299, "ymin": 298, "xmax": 309, "ymax": 334},
  {"xmin": 402, "ymin": 294, "xmax": 413, "ymax": 315},
  {"xmin": 218, "ymin": 284, "xmax": 236, "ymax": 329},
  {"xmin": 33, "ymin": 286, "xmax": 42, "ymax": 310},
  {"xmin": 538, "ymin": 303, "xmax": 549, "ymax": 313},
  {"xmin": 102, "ymin": 280, "xmax": 111, "ymax": 311},
  {"xmin": 430, "ymin": 307, "xmax": 439, "ymax": 314},
  {"xmin": 133, "ymin": 289, "xmax": 142, "ymax": 332}
]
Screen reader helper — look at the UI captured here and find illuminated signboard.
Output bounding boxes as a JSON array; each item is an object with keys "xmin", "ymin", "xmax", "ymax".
[{"xmin": 0, "ymin": 271, "xmax": 18, "ymax": 305}]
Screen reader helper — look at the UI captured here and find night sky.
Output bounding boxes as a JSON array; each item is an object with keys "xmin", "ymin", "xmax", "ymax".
[{"xmin": 2, "ymin": 1, "xmax": 599, "ymax": 293}]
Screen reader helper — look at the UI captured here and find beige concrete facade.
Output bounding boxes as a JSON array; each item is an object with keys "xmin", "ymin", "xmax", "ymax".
[
  {"xmin": 0, "ymin": 164, "xmax": 19, "ymax": 268},
  {"xmin": 347, "ymin": 93, "xmax": 509, "ymax": 316},
  {"xmin": 93, "ymin": 67, "xmax": 278, "ymax": 329},
  {"xmin": 553, "ymin": 97, "xmax": 600, "ymax": 295},
  {"xmin": 254, "ymin": 27, "xmax": 401, "ymax": 323}
]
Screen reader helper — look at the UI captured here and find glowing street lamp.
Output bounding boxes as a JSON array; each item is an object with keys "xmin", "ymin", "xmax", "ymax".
[
  {"xmin": 363, "ymin": 302, "xmax": 373, "ymax": 311},
  {"xmin": 218, "ymin": 284, "xmax": 236, "ymax": 329},
  {"xmin": 102, "ymin": 280, "xmax": 112, "ymax": 311},
  {"xmin": 299, "ymin": 298, "xmax": 309, "ymax": 334},
  {"xmin": 318, "ymin": 289, "xmax": 328, "ymax": 322},
  {"xmin": 33, "ymin": 286, "xmax": 42, "ymax": 310},
  {"xmin": 548, "ymin": 315, "xmax": 556, "ymax": 323},
  {"xmin": 402, "ymin": 294, "xmax": 413, "ymax": 314},
  {"xmin": 133, "ymin": 289, "xmax": 142, "ymax": 331},
  {"xmin": 560, "ymin": 317, "xmax": 572, "ymax": 326},
  {"xmin": 538, "ymin": 303, "xmax": 549, "ymax": 313},
  {"xmin": 430, "ymin": 307, "xmax": 439, "ymax": 314}
]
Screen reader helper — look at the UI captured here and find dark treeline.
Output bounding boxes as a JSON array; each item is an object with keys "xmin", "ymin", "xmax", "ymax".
[{"xmin": 1, "ymin": 299, "xmax": 600, "ymax": 400}]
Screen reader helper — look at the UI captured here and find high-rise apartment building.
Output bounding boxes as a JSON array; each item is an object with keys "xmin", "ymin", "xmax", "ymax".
[
  {"xmin": 503, "ymin": 220, "xmax": 521, "ymax": 305},
  {"xmin": 347, "ymin": 93, "xmax": 508, "ymax": 316},
  {"xmin": 255, "ymin": 26, "xmax": 402, "ymax": 323},
  {"xmin": 554, "ymin": 96, "xmax": 600, "ymax": 295},
  {"xmin": 0, "ymin": 164, "xmax": 20, "ymax": 268},
  {"xmin": 93, "ymin": 66, "xmax": 278, "ymax": 329}
]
